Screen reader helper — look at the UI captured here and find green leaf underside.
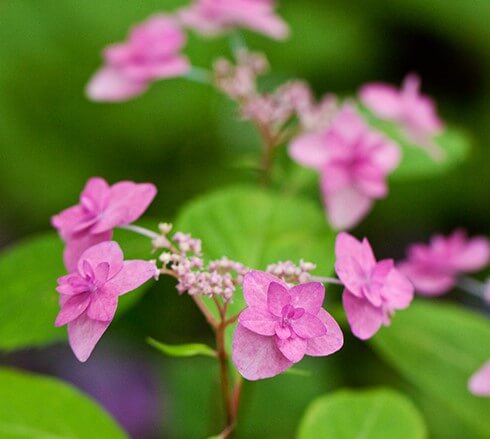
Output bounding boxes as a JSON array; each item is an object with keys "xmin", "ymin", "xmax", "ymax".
[
  {"xmin": 0, "ymin": 368, "xmax": 127, "ymax": 438},
  {"xmin": 297, "ymin": 388, "xmax": 427, "ymax": 439},
  {"xmin": 0, "ymin": 220, "xmax": 158, "ymax": 351},
  {"xmin": 358, "ymin": 103, "xmax": 469, "ymax": 181},
  {"xmin": 175, "ymin": 186, "xmax": 336, "ymax": 349},
  {"xmin": 371, "ymin": 300, "xmax": 490, "ymax": 439},
  {"xmin": 147, "ymin": 338, "xmax": 216, "ymax": 358}
]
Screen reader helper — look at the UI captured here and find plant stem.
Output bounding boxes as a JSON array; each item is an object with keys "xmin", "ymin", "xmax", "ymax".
[
  {"xmin": 310, "ymin": 275, "xmax": 343, "ymax": 285},
  {"xmin": 457, "ymin": 276, "xmax": 486, "ymax": 299},
  {"xmin": 119, "ymin": 224, "xmax": 160, "ymax": 240}
]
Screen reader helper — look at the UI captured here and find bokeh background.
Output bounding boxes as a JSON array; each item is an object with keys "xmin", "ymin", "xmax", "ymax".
[{"xmin": 0, "ymin": 1, "xmax": 489, "ymax": 438}]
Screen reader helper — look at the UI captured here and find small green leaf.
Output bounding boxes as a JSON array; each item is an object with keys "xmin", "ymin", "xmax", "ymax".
[
  {"xmin": 371, "ymin": 300, "xmax": 490, "ymax": 439},
  {"xmin": 147, "ymin": 338, "xmax": 217, "ymax": 358},
  {"xmin": 0, "ymin": 367, "xmax": 127, "ymax": 438},
  {"xmin": 297, "ymin": 388, "xmax": 427, "ymax": 439}
]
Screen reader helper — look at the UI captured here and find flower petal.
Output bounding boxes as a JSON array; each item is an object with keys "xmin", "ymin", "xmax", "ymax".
[
  {"xmin": 343, "ymin": 290, "xmax": 384, "ymax": 340},
  {"xmin": 267, "ymin": 282, "xmax": 291, "ymax": 317},
  {"xmin": 63, "ymin": 231, "xmax": 113, "ymax": 273},
  {"xmin": 452, "ymin": 237, "xmax": 490, "ymax": 272},
  {"xmin": 305, "ymin": 308, "xmax": 344, "ymax": 356},
  {"xmin": 55, "ymin": 292, "xmax": 91, "ymax": 327},
  {"xmin": 238, "ymin": 306, "xmax": 277, "ymax": 336},
  {"xmin": 104, "ymin": 260, "xmax": 156, "ymax": 296},
  {"xmin": 289, "ymin": 131, "xmax": 328, "ymax": 170},
  {"xmin": 86, "ymin": 67, "xmax": 148, "ymax": 102},
  {"xmin": 382, "ymin": 267, "xmax": 414, "ymax": 310},
  {"xmin": 86, "ymin": 291, "xmax": 118, "ymax": 322},
  {"xmin": 276, "ymin": 335, "xmax": 307, "ymax": 363},
  {"xmin": 291, "ymin": 312, "xmax": 326, "ymax": 339},
  {"xmin": 243, "ymin": 271, "xmax": 287, "ymax": 308},
  {"xmin": 232, "ymin": 324, "xmax": 293, "ymax": 380},
  {"xmin": 67, "ymin": 313, "xmax": 111, "ymax": 362},
  {"xmin": 468, "ymin": 361, "xmax": 490, "ymax": 397},
  {"xmin": 398, "ymin": 262, "xmax": 455, "ymax": 296},
  {"xmin": 359, "ymin": 83, "xmax": 403, "ymax": 120},
  {"xmin": 77, "ymin": 241, "xmax": 124, "ymax": 280},
  {"xmin": 289, "ymin": 282, "xmax": 325, "ymax": 315}
]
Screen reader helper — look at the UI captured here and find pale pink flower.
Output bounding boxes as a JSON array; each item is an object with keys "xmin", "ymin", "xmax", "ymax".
[
  {"xmin": 289, "ymin": 105, "xmax": 400, "ymax": 230},
  {"xmin": 232, "ymin": 271, "xmax": 343, "ymax": 380},
  {"xmin": 399, "ymin": 230, "xmax": 490, "ymax": 296},
  {"xmin": 52, "ymin": 177, "xmax": 157, "ymax": 272},
  {"xmin": 178, "ymin": 0, "xmax": 289, "ymax": 40},
  {"xmin": 87, "ymin": 15, "xmax": 190, "ymax": 102},
  {"xmin": 468, "ymin": 361, "xmax": 490, "ymax": 397},
  {"xmin": 56, "ymin": 241, "xmax": 157, "ymax": 361},
  {"xmin": 360, "ymin": 74, "xmax": 444, "ymax": 152},
  {"xmin": 335, "ymin": 233, "xmax": 414, "ymax": 340}
]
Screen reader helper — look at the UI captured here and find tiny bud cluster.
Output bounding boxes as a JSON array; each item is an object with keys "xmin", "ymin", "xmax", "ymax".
[{"xmin": 266, "ymin": 260, "xmax": 317, "ymax": 284}]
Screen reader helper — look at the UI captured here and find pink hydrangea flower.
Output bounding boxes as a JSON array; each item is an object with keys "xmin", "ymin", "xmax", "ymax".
[
  {"xmin": 56, "ymin": 241, "xmax": 157, "ymax": 362},
  {"xmin": 399, "ymin": 230, "xmax": 490, "ymax": 296},
  {"xmin": 178, "ymin": 0, "xmax": 289, "ymax": 40},
  {"xmin": 335, "ymin": 233, "xmax": 414, "ymax": 340},
  {"xmin": 87, "ymin": 15, "xmax": 190, "ymax": 102},
  {"xmin": 289, "ymin": 105, "xmax": 400, "ymax": 230},
  {"xmin": 468, "ymin": 361, "xmax": 490, "ymax": 397},
  {"xmin": 359, "ymin": 74, "xmax": 444, "ymax": 150},
  {"xmin": 232, "ymin": 271, "xmax": 343, "ymax": 380},
  {"xmin": 51, "ymin": 177, "xmax": 157, "ymax": 272}
]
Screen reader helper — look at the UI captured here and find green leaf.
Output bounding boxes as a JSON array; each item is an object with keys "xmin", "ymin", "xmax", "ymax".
[
  {"xmin": 297, "ymin": 388, "xmax": 427, "ymax": 439},
  {"xmin": 147, "ymin": 338, "xmax": 217, "ymax": 358},
  {"xmin": 371, "ymin": 300, "xmax": 490, "ymax": 439},
  {"xmin": 0, "ymin": 222, "xmax": 157, "ymax": 351},
  {"xmin": 0, "ymin": 367, "xmax": 127, "ymax": 438},
  {"xmin": 175, "ymin": 186, "xmax": 336, "ymax": 348},
  {"xmin": 358, "ymin": 104, "xmax": 470, "ymax": 181}
]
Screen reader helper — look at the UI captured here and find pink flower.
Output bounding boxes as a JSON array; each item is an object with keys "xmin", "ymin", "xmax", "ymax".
[
  {"xmin": 87, "ymin": 15, "xmax": 190, "ymax": 102},
  {"xmin": 468, "ymin": 361, "xmax": 490, "ymax": 397},
  {"xmin": 399, "ymin": 230, "xmax": 490, "ymax": 296},
  {"xmin": 52, "ymin": 177, "xmax": 157, "ymax": 272},
  {"xmin": 178, "ymin": 0, "xmax": 289, "ymax": 40},
  {"xmin": 360, "ymin": 74, "xmax": 444, "ymax": 149},
  {"xmin": 289, "ymin": 105, "xmax": 400, "ymax": 230},
  {"xmin": 335, "ymin": 233, "xmax": 414, "ymax": 340},
  {"xmin": 56, "ymin": 241, "xmax": 157, "ymax": 361},
  {"xmin": 232, "ymin": 271, "xmax": 343, "ymax": 380}
]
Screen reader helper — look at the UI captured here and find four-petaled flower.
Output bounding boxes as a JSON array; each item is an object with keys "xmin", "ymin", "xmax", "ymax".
[
  {"xmin": 335, "ymin": 233, "xmax": 414, "ymax": 340},
  {"xmin": 360, "ymin": 74, "xmax": 444, "ymax": 153},
  {"xmin": 51, "ymin": 177, "xmax": 156, "ymax": 271},
  {"xmin": 56, "ymin": 241, "xmax": 157, "ymax": 362},
  {"xmin": 232, "ymin": 271, "xmax": 343, "ymax": 380},
  {"xmin": 178, "ymin": 0, "xmax": 289, "ymax": 41},
  {"xmin": 399, "ymin": 229, "xmax": 490, "ymax": 296},
  {"xmin": 468, "ymin": 361, "xmax": 490, "ymax": 397},
  {"xmin": 87, "ymin": 14, "xmax": 190, "ymax": 102},
  {"xmin": 289, "ymin": 105, "xmax": 400, "ymax": 230}
]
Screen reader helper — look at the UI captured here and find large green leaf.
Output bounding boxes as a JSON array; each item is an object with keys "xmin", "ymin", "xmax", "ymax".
[
  {"xmin": 0, "ymin": 368, "xmax": 127, "ymax": 438},
  {"xmin": 175, "ymin": 186, "xmax": 336, "ymax": 326},
  {"xmin": 358, "ymin": 104, "xmax": 470, "ymax": 181},
  {"xmin": 371, "ymin": 301, "xmax": 490, "ymax": 439},
  {"xmin": 0, "ymin": 222, "xmax": 157, "ymax": 351},
  {"xmin": 297, "ymin": 388, "xmax": 427, "ymax": 439}
]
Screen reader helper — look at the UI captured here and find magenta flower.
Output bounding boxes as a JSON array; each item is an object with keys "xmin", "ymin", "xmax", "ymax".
[
  {"xmin": 399, "ymin": 230, "xmax": 490, "ymax": 296},
  {"xmin": 360, "ymin": 74, "xmax": 443, "ymax": 149},
  {"xmin": 468, "ymin": 361, "xmax": 490, "ymax": 397},
  {"xmin": 55, "ymin": 241, "xmax": 157, "ymax": 362},
  {"xmin": 178, "ymin": 0, "xmax": 289, "ymax": 40},
  {"xmin": 335, "ymin": 233, "xmax": 414, "ymax": 340},
  {"xmin": 51, "ymin": 177, "xmax": 157, "ymax": 272},
  {"xmin": 86, "ymin": 15, "xmax": 190, "ymax": 102},
  {"xmin": 289, "ymin": 105, "xmax": 400, "ymax": 230},
  {"xmin": 232, "ymin": 271, "xmax": 343, "ymax": 380}
]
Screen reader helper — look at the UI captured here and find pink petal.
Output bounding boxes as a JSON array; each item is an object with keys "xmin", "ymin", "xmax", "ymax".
[
  {"xmin": 232, "ymin": 324, "xmax": 293, "ymax": 380},
  {"xmin": 238, "ymin": 306, "xmax": 277, "ymax": 336},
  {"xmin": 51, "ymin": 205, "xmax": 87, "ymax": 239},
  {"xmin": 452, "ymin": 237, "xmax": 490, "ymax": 272},
  {"xmin": 67, "ymin": 313, "xmax": 111, "ymax": 362},
  {"xmin": 86, "ymin": 67, "xmax": 148, "ymax": 102},
  {"xmin": 86, "ymin": 291, "xmax": 118, "ymax": 322},
  {"xmin": 305, "ymin": 308, "xmax": 344, "ymax": 356},
  {"xmin": 63, "ymin": 231, "xmax": 112, "ymax": 273},
  {"xmin": 323, "ymin": 184, "xmax": 374, "ymax": 230},
  {"xmin": 81, "ymin": 177, "xmax": 110, "ymax": 208},
  {"xmin": 468, "ymin": 361, "xmax": 490, "ymax": 397},
  {"xmin": 276, "ymin": 335, "xmax": 307, "ymax": 363},
  {"xmin": 103, "ymin": 260, "xmax": 156, "ymax": 296},
  {"xmin": 289, "ymin": 282, "xmax": 325, "ymax": 315},
  {"xmin": 275, "ymin": 325, "xmax": 291, "ymax": 340},
  {"xmin": 369, "ymin": 134, "xmax": 401, "ymax": 173},
  {"xmin": 291, "ymin": 313, "xmax": 326, "ymax": 339},
  {"xmin": 106, "ymin": 181, "xmax": 157, "ymax": 226},
  {"xmin": 343, "ymin": 290, "xmax": 384, "ymax": 340},
  {"xmin": 289, "ymin": 131, "xmax": 328, "ymax": 170},
  {"xmin": 77, "ymin": 241, "xmax": 124, "ymax": 280},
  {"xmin": 90, "ymin": 207, "xmax": 129, "ymax": 234},
  {"xmin": 398, "ymin": 262, "xmax": 455, "ymax": 296},
  {"xmin": 267, "ymin": 282, "xmax": 291, "ymax": 317},
  {"xmin": 359, "ymin": 83, "xmax": 403, "ymax": 120},
  {"xmin": 150, "ymin": 56, "xmax": 190, "ymax": 79},
  {"xmin": 243, "ymin": 271, "xmax": 287, "ymax": 308},
  {"xmin": 382, "ymin": 267, "xmax": 414, "ymax": 310},
  {"xmin": 335, "ymin": 232, "xmax": 376, "ymax": 268},
  {"xmin": 55, "ymin": 292, "xmax": 91, "ymax": 327}
]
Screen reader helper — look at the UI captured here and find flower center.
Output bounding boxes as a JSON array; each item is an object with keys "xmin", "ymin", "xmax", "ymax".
[{"xmin": 280, "ymin": 304, "xmax": 305, "ymax": 327}]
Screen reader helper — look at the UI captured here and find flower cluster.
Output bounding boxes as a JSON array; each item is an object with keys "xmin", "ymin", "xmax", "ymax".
[{"xmin": 266, "ymin": 260, "xmax": 316, "ymax": 284}]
